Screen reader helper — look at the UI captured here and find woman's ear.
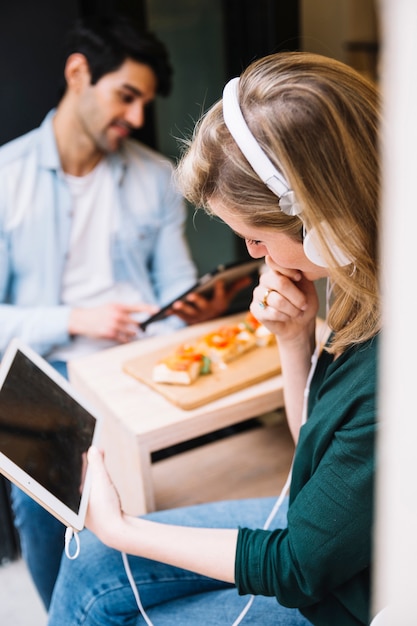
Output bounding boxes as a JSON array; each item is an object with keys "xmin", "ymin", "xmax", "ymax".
[{"xmin": 64, "ymin": 53, "xmax": 91, "ymax": 93}]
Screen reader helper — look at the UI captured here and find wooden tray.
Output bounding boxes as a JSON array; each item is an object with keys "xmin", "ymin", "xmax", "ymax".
[{"xmin": 123, "ymin": 324, "xmax": 281, "ymax": 410}]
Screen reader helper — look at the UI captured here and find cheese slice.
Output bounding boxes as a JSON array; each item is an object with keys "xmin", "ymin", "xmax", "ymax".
[
  {"xmin": 152, "ymin": 345, "xmax": 210, "ymax": 386},
  {"xmin": 153, "ymin": 360, "xmax": 202, "ymax": 385}
]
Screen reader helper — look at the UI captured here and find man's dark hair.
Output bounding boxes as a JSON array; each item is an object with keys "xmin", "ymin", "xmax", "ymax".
[{"xmin": 62, "ymin": 14, "xmax": 173, "ymax": 96}]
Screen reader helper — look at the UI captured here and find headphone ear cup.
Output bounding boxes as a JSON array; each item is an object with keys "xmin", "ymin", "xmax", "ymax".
[
  {"xmin": 303, "ymin": 225, "xmax": 352, "ymax": 268},
  {"xmin": 303, "ymin": 227, "xmax": 328, "ymax": 267}
]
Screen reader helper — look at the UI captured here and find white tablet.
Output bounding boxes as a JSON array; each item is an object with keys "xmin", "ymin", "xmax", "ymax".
[{"xmin": 0, "ymin": 338, "xmax": 102, "ymax": 532}]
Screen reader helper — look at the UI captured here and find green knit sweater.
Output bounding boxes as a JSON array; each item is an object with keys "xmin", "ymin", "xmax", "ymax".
[{"xmin": 235, "ymin": 334, "xmax": 378, "ymax": 626}]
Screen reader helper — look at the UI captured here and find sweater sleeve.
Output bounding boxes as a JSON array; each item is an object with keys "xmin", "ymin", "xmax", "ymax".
[
  {"xmin": 235, "ymin": 420, "xmax": 374, "ymax": 607},
  {"xmin": 235, "ymin": 339, "xmax": 377, "ymax": 615}
]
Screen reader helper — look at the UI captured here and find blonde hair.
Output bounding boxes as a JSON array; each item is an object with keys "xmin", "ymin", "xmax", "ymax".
[{"xmin": 177, "ymin": 52, "xmax": 381, "ymax": 354}]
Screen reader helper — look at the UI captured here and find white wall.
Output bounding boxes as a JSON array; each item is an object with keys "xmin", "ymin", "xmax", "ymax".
[
  {"xmin": 303, "ymin": 2, "xmax": 417, "ymax": 620},
  {"xmin": 373, "ymin": 0, "xmax": 417, "ymax": 621}
]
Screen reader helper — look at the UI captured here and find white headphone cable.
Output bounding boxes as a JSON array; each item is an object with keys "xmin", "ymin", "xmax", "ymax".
[{"xmin": 122, "ymin": 551, "xmax": 155, "ymax": 626}]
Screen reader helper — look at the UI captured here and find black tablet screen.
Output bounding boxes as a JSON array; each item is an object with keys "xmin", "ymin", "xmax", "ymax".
[{"xmin": 0, "ymin": 350, "xmax": 96, "ymax": 513}]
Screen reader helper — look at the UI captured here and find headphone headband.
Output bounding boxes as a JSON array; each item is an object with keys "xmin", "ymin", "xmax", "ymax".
[
  {"xmin": 222, "ymin": 77, "xmax": 301, "ymax": 216},
  {"xmin": 222, "ymin": 77, "xmax": 351, "ymax": 268}
]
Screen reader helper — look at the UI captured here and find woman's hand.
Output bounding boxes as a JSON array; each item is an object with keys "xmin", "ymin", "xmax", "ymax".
[
  {"xmin": 250, "ymin": 257, "xmax": 319, "ymax": 346},
  {"xmin": 252, "ymin": 257, "xmax": 320, "ymax": 443},
  {"xmin": 85, "ymin": 447, "xmax": 126, "ymax": 547},
  {"xmin": 84, "ymin": 447, "xmax": 238, "ymax": 582}
]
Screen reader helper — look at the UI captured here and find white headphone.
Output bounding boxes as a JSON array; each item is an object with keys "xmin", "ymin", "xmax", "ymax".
[{"xmin": 222, "ymin": 77, "xmax": 351, "ymax": 268}]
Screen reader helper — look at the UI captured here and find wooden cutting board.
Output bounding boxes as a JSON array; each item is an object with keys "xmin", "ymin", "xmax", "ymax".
[{"xmin": 123, "ymin": 325, "xmax": 281, "ymax": 410}]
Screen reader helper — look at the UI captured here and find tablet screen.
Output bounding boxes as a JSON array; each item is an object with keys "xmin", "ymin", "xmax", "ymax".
[{"xmin": 0, "ymin": 344, "xmax": 98, "ymax": 518}]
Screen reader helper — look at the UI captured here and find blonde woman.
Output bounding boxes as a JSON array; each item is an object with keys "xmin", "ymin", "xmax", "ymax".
[{"xmin": 48, "ymin": 52, "xmax": 380, "ymax": 626}]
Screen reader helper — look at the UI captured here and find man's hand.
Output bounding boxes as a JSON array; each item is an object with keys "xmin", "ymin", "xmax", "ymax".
[
  {"xmin": 170, "ymin": 277, "xmax": 252, "ymax": 325},
  {"xmin": 69, "ymin": 302, "xmax": 158, "ymax": 343}
]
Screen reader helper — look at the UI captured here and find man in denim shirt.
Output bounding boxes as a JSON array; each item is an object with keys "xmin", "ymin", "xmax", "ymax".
[{"xmin": 0, "ymin": 15, "xmax": 243, "ymax": 608}]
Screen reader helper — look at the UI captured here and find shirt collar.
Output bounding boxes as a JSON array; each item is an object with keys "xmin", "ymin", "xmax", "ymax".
[
  {"xmin": 37, "ymin": 109, "xmax": 128, "ymax": 184},
  {"xmin": 38, "ymin": 110, "xmax": 61, "ymax": 171}
]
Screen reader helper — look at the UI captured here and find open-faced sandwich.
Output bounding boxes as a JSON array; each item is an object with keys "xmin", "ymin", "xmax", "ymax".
[
  {"xmin": 152, "ymin": 313, "xmax": 276, "ymax": 386},
  {"xmin": 194, "ymin": 324, "xmax": 256, "ymax": 367},
  {"xmin": 239, "ymin": 311, "xmax": 276, "ymax": 347},
  {"xmin": 152, "ymin": 344, "xmax": 211, "ymax": 386}
]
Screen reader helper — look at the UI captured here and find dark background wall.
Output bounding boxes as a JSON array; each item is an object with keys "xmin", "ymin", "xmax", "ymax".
[
  {"xmin": 0, "ymin": 2, "xmax": 78, "ymax": 145},
  {"xmin": 0, "ymin": 0, "xmax": 299, "ymax": 147}
]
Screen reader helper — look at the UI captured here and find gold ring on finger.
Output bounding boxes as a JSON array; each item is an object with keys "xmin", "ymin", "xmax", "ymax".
[{"xmin": 259, "ymin": 288, "xmax": 272, "ymax": 309}]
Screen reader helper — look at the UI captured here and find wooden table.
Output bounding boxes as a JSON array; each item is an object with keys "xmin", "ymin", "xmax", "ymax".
[{"xmin": 68, "ymin": 314, "xmax": 285, "ymax": 515}]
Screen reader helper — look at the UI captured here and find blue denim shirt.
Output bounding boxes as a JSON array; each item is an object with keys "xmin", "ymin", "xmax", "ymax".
[{"xmin": 0, "ymin": 111, "xmax": 197, "ymax": 358}]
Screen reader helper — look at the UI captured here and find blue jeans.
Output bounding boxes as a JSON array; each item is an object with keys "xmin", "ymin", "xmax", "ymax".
[
  {"xmin": 48, "ymin": 497, "xmax": 312, "ymax": 626},
  {"xmin": 10, "ymin": 360, "xmax": 68, "ymax": 609}
]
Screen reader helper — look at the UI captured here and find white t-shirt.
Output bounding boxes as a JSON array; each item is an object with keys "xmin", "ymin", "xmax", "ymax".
[{"xmin": 49, "ymin": 159, "xmax": 141, "ymax": 361}]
